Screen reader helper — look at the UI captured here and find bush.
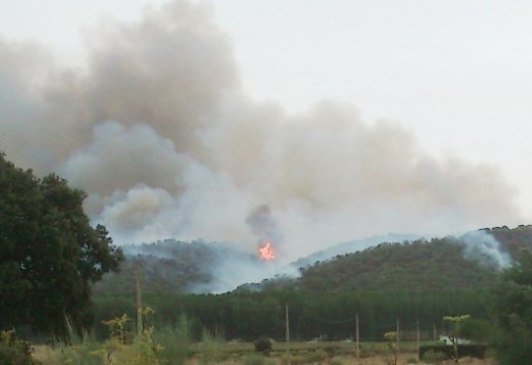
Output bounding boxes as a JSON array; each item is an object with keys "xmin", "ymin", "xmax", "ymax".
[
  {"xmin": 254, "ymin": 337, "xmax": 272, "ymax": 355},
  {"xmin": 458, "ymin": 318, "xmax": 493, "ymax": 342},
  {"xmin": 304, "ymin": 349, "xmax": 328, "ymax": 364},
  {"xmin": 56, "ymin": 342, "xmax": 104, "ymax": 365},
  {"xmin": 155, "ymin": 316, "xmax": 191, "ymax": 365},
  {"xmin": 419, "ymin": 344, "xmax": 487, "ymax": 360},
  {"xmin": 198, "ymin": 330, "xmax": 223, "ymax": 365},
  {"xmin": 420, "ymin": 349, "xmax": 446, "ymax": 364},
  {"xmin": 104, "ymin": 337, "xmax": 159, "ymax": 365},
  {"xmin": 0, "ymin": 330, "xmax": 36, "ymax": 365}
]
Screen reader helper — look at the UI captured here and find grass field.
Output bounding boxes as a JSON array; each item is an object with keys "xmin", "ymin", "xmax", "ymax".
[{"xmin": 32, "ymin": 340, "xmax": 495, "ymax": 365}]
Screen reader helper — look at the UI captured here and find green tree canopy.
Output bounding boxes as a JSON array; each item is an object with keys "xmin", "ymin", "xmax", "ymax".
[
  {"xmin": 0, "ymin": 152, "xmax": 123, "ymax": 339},
  {"xmin": 491, "ymin": 251, "xmax": 532, "ymax": 364}
]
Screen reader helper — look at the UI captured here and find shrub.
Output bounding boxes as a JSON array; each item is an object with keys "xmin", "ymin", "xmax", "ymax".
[
  {"xmin": 155, "ymin": 316, "xmax": 191, "ymax": 365},
  {"xmin": 279, "ymin": 353, "xmax": 304, "ymax": 365},
  {"xmin": 198, "ymin": 329, "xmax": 223, "ymax": 365},
  {"xmin": 419, "ymin": 344, "xmax": 486, "ymax": 360},
  {"xmin": 254, "ymin": 337, "xmax": 272, "ymax": 355},
  {"xmin": 0, "ymin": 330, "xmax": 37, "ymax": 365},
  {"xmin": 56, "ymin": 341, "xmax": 104, "ymax": 365},
  {"xmin": 304, "ymin": 349, "xmax": 328, "ymax": 364},
  {"xmin": 458, "ymin": 318, "xmax": 493, "ymax": 342},
  {"xmin": 420, "ymin": 349, "xmax": 446, "ymax": 364}
]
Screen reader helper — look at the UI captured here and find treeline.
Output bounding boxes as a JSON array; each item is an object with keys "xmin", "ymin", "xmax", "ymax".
[
  {"xmin": 297, "ymin": 238, "xmax": 499, "ymax": 292},
  {"xmin": 93, "ymin": 288, "xmax": 490, "ymax": 342},
  {"xmin": 89, "ymin": 228, "xmax": 532, "ymax": 342}
]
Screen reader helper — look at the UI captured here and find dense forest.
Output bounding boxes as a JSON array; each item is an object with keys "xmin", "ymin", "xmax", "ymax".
[{"xmin": 91, "ymin": 225, "xmax": 532, "ymax": 341}]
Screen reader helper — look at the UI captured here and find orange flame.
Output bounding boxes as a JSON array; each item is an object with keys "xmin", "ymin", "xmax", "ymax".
[{"xmin": 258, "ymin": 242, "xmax": 276, "ymax": 261}]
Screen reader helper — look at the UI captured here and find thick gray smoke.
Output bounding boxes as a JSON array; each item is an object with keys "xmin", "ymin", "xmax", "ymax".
[
  {"xmin": 246, "ymin": 205, "xmax": 284, "ymax": 243},
  {"xmin": 0, "ymin": 0, "xmax": 523, "ymax": 263}
]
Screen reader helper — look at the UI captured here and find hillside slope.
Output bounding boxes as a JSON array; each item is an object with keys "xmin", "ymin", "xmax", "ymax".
[
  {"xmin": 93, "ymin": 239, "xmax": 263, "ymax": 294},
  {"xmin": 297, "ymin": 238, "xmax": 496, "ymax": 292},
  {"xmin": 94, "ymin": 225, "xmax": 532, "ymax": 296}
]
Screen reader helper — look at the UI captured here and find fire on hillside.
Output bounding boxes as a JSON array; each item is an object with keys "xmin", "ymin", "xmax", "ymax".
[{"xmin": 258, "ymin": 242, "xmax": 276, "ymax": 261}]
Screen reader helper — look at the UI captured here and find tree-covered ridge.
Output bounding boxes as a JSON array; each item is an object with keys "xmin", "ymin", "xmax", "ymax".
[
  {"xmin": 93, "ymin": 239, "xmax": 262, "ymax": 295},
  {"xmin": 93, "ymin": 225, "xmax": 532, "ymax": 297},
  {"xmin": 94, "ymin": 240, "xmax": 222, "ymax": 294},
  {"xmin": 297, "ymin": 238, "xmax": 499, "ymax": 292},
  {"xmin": 0, "ymin": 152, "xmax": 123, "ymax": 338},
  {"xmin": 484, "ymin": 225, "xmax": 532, "ymax": 259}
]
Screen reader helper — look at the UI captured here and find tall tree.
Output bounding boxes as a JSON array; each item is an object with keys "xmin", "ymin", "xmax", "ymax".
[
  {"xmin": 0, "ymin": 152, "xmax": 123, "ymax": 338},
  {"xmin": 491, "ymin": 251, "xmax": 532, "ymax": 364}
]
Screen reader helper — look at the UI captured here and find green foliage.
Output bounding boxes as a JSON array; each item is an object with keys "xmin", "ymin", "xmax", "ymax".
[
  {"xmin": 491, "ymin": 250, "xmax": 532, "ymax": 364},
  {"xmin": 279, "ymin": 350, "xmax": 329, "ymax": 365},
  {"xmin": 443, "ymin": 314, "xmax": 470, "ymax": 362},
  {"xmin": 483, "ymin": 225, "xmax": 532, "ymax": 260},
  {"xmin": 253, "ymin": 337, "xmax": 272, "ymax": 355},
  {"xmin": 154, "ymin": 315, "xmax": 191, "ymax": 365},
  {"xmin": 298, "ymin": 239, "xmax": 498, "ymax": 292},
  {"xmin": 457, "ymin": 318, "xmax": 493, "ymax": 342},
  {"xmin": 87, "ymin": 225, "xmax": 532, "ymax": 342},
  {"xmin": 383, "ymin": 331, "xmax": 398, "ymax": 365},
  {"xmin": 419, "ymin": 344, "xmax": 486, "ymax": 362},
  {"xmin": 198, "ymin": 329, "xmax": 223, "ymax": 365},
  {"xmin": 420, "ymin": 349, "xmax": 446, "ymax": 364},
  {"xmin": 102, "ymin": 314, "xmax": 132, "ymax": 344},
  {"xmin": 0, "ymin": 330, "xmax": 37, "ymax": 365},
  {"xmin": 0, "ymin": 152, "xmax": 123, "ymax": 339},
  {"xmin": 304, "ymin": 349, "xmax": 328, "ymax": 364},
  {"xmin": 55, "ymin": 341, "xmax": 103, "ymax": 365}
]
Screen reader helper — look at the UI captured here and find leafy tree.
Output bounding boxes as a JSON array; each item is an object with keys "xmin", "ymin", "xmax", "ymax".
[
  {"xmin": 0, "ymin": 152, "xmax": 123, "ymax": 339},
  {"xmin": 491, "ymin": 251, "xmax": 532, "ymax": 364},
  {"xmin": 443, "ymin": 314, "xmax": 470, "ymax": 363}
]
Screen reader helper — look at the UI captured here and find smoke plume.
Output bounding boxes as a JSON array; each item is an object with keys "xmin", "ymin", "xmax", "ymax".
[
  {"xmin": 0, "ymin": 0, "xmax": 523, "ymax": 262},
  {"xmin": 246, "ymin": 204, "xmax": 284, "ymax": 243},
  {"xmin": 461, "ymin": 230, "xmax": 512, "ymax": 270}
]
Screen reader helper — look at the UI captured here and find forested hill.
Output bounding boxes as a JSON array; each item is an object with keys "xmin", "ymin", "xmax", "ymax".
[
  {"xmin": 91, "ymin": 225, "xmax": 532, "ymax": 341},
  {"xmin": 485, "ymin": 225, "xmax": 532, "ymax": 257},
  {"xmin": 94, "ymin": 225, "xmax": 532, "ymax": 296},
  {"xmin": 250, "ymin": 225, "xmax": 532, "ymax": 293},
  {"xmin": 297, "ymin": 238, "xmax": 496, "ymax": 292},
  {"xmin": 93, "ymin": 239, "xmax": 261, "ymax": 294}
]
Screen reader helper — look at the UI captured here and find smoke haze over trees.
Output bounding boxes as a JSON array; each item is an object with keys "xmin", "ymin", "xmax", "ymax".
[
  {"xmin": 0, "ymin": 0, "xmax": 523, "ymax": 259},
  {"xmin": 90, "ymin": 225, "xmax": 532, "ymax": 341}
]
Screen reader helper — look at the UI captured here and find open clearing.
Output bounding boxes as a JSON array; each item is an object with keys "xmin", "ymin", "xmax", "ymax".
[{"xmin": 33, "ymin": 341, "xmax": 495, "ymax": 365}]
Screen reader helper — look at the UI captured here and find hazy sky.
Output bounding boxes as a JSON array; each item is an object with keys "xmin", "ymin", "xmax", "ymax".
[{"xmin": 0, "ymin": 0, "xmax": 530, "ymax": 253}]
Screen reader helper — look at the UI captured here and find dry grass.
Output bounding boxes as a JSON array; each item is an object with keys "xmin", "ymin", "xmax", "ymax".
[
  {"xmin": 33, "ymin": 341, "xmax": 496, "ymax": 365},
  {"xmin": 182, "ymin": 352, "xmax": 495, "ymax": 365}
]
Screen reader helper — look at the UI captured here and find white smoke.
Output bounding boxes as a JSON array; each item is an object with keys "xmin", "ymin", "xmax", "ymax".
[
  {"xmin": 461, "ymin": 230, "xmax": 512, "ymax": 270},
  {"xmin": 0, "ymin": 0, "xmax": 524, "ymax": 263}
]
